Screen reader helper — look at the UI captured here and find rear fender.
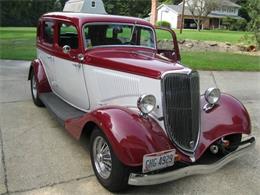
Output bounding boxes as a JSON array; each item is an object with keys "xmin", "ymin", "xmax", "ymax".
[
  {"xmin": 29, "ymin": 59, "xmax": 51, "ymax": 94},
  {"xmin": 196, "ymin": 93, "xmax": 251, "ymax": 159},
  {"xmin": 65, "ymin": 106, "xmax": 178, "ymax": 167}
]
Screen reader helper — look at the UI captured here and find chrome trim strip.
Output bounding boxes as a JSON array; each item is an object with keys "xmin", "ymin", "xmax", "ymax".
[
  {"xmin": 128, "ymin": 136, "xmax": 255, "ymax": 186},
  {"xmin": 161, "ymin": 67, "xmax": 192, "ymax": 79}
]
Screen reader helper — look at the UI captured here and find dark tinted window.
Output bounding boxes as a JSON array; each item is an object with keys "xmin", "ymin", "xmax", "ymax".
[
  {"xmin": 58, "ymin": 23, "xmax": 78, "ymax": 49},
  {"xmin": 43, "ymin": 21, "xmax": 54, "ymax": 44},
  {"xmin": 37, "ymin": 21, "xmax": 41, "ymax": 41}
]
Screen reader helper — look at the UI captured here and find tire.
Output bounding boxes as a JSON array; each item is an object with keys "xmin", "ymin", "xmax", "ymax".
[
  {"xmin": 30, "ymin": 71, "xmax": 44, "ymax": 107},
  {"xmin": 90, "ymin": 128, "xmax": 130, "ymax": 192}
]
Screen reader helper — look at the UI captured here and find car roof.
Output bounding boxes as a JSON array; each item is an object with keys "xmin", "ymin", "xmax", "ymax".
[{"xmin": 42, "ymin": 12, "xmax": 154, "ymax": 28}]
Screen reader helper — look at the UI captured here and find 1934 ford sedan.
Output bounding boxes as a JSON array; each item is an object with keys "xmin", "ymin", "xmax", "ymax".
[{"xmin": 28, "ymin": 12, "xmax": 255, "ymax": 192}]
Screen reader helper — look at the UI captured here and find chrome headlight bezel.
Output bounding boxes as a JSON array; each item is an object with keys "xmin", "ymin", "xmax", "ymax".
[
  {"xmin": 204, "ymin": 87, "xmax": 221, "ymax": 105},
  {"xmin": 137, "ymin": 94, "xmax": 156, "ymax": 115}
]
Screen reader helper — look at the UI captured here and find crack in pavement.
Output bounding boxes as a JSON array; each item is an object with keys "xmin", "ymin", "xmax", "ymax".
[
  {"xmin": 0, "ymin": 127, "xmax": 9, "ymax": 194},
  {"xmin": 0, "ymin": 100, "xmax": 30, "ymax": 104},
  {"xmin": 8, "ymin": 174, "xmax": 95, "ymax": 194}
]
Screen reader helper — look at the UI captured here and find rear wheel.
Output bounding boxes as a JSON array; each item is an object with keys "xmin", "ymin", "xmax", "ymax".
[
  {"xmin": 30, "ymin": 71, "xmax": 43, "ymax": 107},
  {"xmin": 90, "ymin": 128, "xmax": 130, "ymax": 192}
]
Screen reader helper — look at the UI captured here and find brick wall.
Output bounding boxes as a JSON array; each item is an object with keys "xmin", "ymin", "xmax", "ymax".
[{"xmin": 177, "ymin": 15, "xmax": 211, "ymax": 29}]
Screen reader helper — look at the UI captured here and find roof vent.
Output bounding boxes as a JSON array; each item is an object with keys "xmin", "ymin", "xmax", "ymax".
[{"xmin": 63, "ymin": 0, "xmax": 107, "ymax": 14}]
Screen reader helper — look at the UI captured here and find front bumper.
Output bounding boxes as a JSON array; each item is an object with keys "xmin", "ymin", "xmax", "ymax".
[{"xmin": 128, "ymin": 136, "xmax": 255, "ymax": 186}]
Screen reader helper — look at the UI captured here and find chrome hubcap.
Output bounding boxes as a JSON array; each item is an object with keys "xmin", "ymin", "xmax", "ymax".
[
  {"xmin": 32, "ymin": 75, "xmax": 37, "ymax": 98},
  {"xmin": 93, "ymin": 136, "xmax": 112, "ymax": 179}
]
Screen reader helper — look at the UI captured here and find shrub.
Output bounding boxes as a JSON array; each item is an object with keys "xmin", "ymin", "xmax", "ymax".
[
  {"xmin": 222, "ymin": 17, "xmax": 247, "ymax": 31},
  {"xmin": 156, "ymin": 21, "xmax": 171, "ymax": 29}
]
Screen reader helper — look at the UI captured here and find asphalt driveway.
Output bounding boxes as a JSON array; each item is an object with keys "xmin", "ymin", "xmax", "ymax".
[{"xmin": 0, "ymin": 60, "xmax": 260, "ymax": 195}]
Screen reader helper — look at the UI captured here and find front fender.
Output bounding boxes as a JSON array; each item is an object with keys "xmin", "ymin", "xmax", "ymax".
[
  {"xmin": 195, "ymin": 93, "xmax": 251, "ymax": 159},
  {"xmin": 65, "ymin": 95, "xmax": 252, "ymax": 166},
  {"xmin": 65, "ymin": 106, "xmax": 175, "ymax": 167},
  {"xmin": 29, "ymin": 59, "xmax": 51, "ymax": 94}
]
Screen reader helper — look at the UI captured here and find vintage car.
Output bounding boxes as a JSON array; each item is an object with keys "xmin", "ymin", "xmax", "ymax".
[{"xmin": 28, "ymin": 12, "xmax": 255, "ymax": 192}]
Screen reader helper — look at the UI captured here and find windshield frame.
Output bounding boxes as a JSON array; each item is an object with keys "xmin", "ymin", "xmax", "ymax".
[{"xmin": 82, "ymin": 22, "xmax": 157, "ymax": 50}]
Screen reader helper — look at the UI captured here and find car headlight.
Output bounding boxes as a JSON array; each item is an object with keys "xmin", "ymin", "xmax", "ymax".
[
  {"xmin": 204, "ymin": 87, "xmax": 221, "ymax": 105},
  {"xmin": 137, "ymin": 94, "xmax": 156, "ymax": 115}
]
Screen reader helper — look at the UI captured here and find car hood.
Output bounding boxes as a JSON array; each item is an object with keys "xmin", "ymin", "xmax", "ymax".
[{"xmin": 85, "ymin": 47, "xmax": 189, "ymax": 79}]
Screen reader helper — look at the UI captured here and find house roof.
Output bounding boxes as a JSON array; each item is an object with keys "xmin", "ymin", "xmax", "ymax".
[
  {"xmin": 221, "ymin": 0, "xmax": 241, "ymax": 8},
  {"xmin": 159, "ymin": 0, "xmax": 241, "ymax": 16}
]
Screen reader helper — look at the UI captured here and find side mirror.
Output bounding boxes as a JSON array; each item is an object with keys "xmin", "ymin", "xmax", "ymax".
[{"xmin": 62, "ymin": 45, "xmax": 71, "ymax": 54}]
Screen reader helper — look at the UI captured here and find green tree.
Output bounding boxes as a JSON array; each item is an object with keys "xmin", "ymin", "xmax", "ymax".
[
  {"xmin": 103, "ymin": 0, "xmax": 152, "ymax": 18},
  {"xmin": 0, "ymin": 0, "xmax": 56, "ymax": 27},
  {"xmin": 54, "ymin": 0, "xmax": 62, "ymax": 11},
  {"xmin": 247, "ymin": 0, "xmax": 260, "ymax": 48}
]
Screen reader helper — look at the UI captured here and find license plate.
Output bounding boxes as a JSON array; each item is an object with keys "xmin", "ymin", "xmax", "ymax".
[{"xmin": 142, "ymin": 149, "xmax": 176, "ymax": 173}]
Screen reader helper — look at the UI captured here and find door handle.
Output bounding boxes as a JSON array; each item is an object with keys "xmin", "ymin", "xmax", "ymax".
[
  {"xmin": 47, "ymin": 55, "xmax": 52, "ymax": 59},
  {"xmin": 72, "ymin": 63, "xmax": 81, "ymax": 68}
]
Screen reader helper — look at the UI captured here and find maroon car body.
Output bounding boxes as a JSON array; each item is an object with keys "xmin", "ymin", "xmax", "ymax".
[{"xmin": 29, "ymin": 12, "xmax": 255, "ymax": 191}]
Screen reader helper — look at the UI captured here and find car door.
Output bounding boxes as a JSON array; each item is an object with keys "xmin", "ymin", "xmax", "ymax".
[
  {"xmin": 155, "ymin": 27, "xmax": 181, "ymax": 62},
  {"xmin": 38, "ymin": 20, "xmax": 56, "ymax": 88},
  {"xmin": 52, "ymin": 21, "xmax": 90, "ymax": 111}
]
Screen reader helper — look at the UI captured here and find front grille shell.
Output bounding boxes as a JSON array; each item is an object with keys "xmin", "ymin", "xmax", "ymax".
[{"xmin": 161, "ymin": 71, "xmax": 200, "ymax": 153}]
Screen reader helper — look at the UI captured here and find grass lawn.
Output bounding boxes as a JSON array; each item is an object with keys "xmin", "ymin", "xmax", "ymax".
[
  {"xmin": 0, "ymin": 27, "xmax": 36, "ymax": 60},
  {"xmin": 182, "ymin": 52, "xmax": 260, "ymax": 71},
  {"xmin": 0, "ymin": 27, "xmax": 259, "ymax": 71},
  {"xmin": 175, "ymin": 29, "xmax": 255, "ymax": 44},
  {"xmin": 157, "ymin": 29, "xmax": 255, "ymax": 44}
]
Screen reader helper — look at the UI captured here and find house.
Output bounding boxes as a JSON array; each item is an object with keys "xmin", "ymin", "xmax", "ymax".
[
  {"xmin": 157, "ymin": 0, "xmax": 242, "ymax": 29},
  {"xmin": 63, "ymin": 0, "xmax": 107, "ymax": 14}
]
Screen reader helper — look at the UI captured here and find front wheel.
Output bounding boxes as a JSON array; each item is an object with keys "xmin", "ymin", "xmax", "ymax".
[
  {"xmin": 90, "ymin": 128, "xmax": 130, "ymax": 192},
  {"xmin": 30, "ymin": 71, "xmax": 44, "ymax": 107}
]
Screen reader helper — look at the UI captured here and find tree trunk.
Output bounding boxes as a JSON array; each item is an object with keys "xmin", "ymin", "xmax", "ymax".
[
  {"xmin": 150, "ymin": 0, "xmax": 158, "ymax": 25},
  {"xmin": 197, "ymin": 19, "xmax": 201, "ymax": 31}
]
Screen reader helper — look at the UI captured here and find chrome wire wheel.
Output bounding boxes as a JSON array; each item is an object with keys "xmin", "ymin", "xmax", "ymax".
[
  {"xmin": 93, "ymin": 136, "xmax": 112, "ymax": 179},
  {"xmin": 32, "ymin": 74, "xmax": 38, "ymax": 99}
]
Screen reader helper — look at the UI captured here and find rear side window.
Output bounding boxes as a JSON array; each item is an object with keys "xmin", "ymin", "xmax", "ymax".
[
  {"xmin": 43, "ymin": 21, "xmax": 54, "ymax": 44},
  {"xmin": 37, "ymin": 21, "xmax": 41, "ymax": 42},
  {"xmin": 58, "ymin": 23, "xmax": 79, "ymax": 49}
]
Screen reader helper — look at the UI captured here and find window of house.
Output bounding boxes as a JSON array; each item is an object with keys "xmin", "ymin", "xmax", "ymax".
[
  {"xmin": 58, "ymin": 23, "xmax": 79, "ymax": 49},
  {"xmin": 43, "ymin": 21, "xmax": 54, "ymax": 44},
  {"xmin": 91, "ymin": 1, "xmax": 96, "ymax": 7}
]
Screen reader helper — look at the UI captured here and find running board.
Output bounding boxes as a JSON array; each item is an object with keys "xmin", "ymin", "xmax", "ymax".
[{"xmin": 39, "ymin": 92, "xmax": 86, "ymax": 126}]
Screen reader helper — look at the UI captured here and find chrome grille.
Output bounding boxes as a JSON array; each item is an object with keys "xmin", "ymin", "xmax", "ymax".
[{"xmin": 162, "ymin": 71, "xmax": 200, "ymax": 152}]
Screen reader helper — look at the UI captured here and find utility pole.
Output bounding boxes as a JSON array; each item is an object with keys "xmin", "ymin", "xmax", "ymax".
[
  {"xmin": 150, "ymin": 0, "xmax": 158, "ymax": 25},
  {"xmin": 180, "ymin": 0, "xmax": 185, "ymax": 34}
]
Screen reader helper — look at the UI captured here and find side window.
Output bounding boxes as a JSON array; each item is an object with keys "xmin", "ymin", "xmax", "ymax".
[
  {"xmin": 43, "ymin": 21, "xmax": 54, "ymax": 44},
  {"xmin": 37, "ymin": 21, "xmax": 41, "ymax": 42},
  {"xmin": 156, "ymin": 28, "xmax": 174, "ymax": 51},
  {"xmin": 58, "ymin": 23, "xmax": 78, "ymax": 49},
  {"xmin": 140, "ymin": 28, "xmax": 155, "ymax": 48}
]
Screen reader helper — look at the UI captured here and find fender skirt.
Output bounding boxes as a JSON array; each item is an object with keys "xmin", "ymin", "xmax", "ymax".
[
  {"xmin": 28, "ymin": 59, "xmax": 51, "ymax": 94},
  {"xmin": 65, "ymin": 94, "xmax": 251, "ymax": 167}
]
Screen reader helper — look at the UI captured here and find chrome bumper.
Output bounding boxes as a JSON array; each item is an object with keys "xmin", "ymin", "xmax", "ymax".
[{"xmin": 128, "ymin": 136, "xmax": 255, "ymax": 186}]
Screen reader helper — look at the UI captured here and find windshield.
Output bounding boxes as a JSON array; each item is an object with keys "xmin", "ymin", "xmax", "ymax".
[{"xmin": 83, "ymin": 23, "xmax": 155, "ymax": 49}]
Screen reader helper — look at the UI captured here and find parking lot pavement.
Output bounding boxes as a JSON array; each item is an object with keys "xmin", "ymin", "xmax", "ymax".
[{"xmin": 0, "ymin": 60, "xmax": 259, "ymax": 195}]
